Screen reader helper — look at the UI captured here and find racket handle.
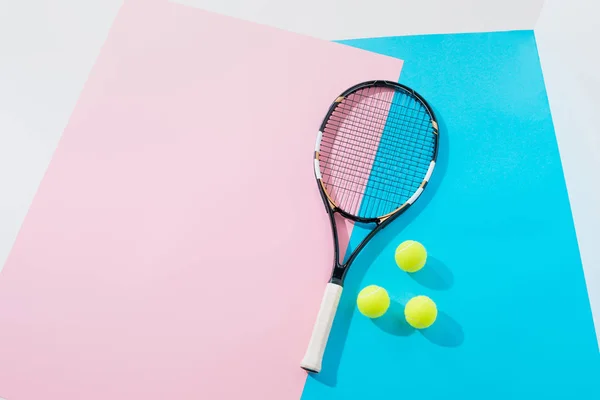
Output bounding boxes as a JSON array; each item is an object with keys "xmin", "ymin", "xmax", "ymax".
[{"xmin": 300, "ymin": 282, "xmax": 343, "ymax": 373}]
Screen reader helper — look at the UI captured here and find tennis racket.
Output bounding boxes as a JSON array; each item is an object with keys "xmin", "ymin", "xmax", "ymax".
[{"xmin": 300, "ymin": 80, "xmax": 439, "ymax": 373}]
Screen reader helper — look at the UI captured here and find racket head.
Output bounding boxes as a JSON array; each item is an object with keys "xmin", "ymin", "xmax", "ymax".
[{"xmin": 314, "ymin": 80, "xmax": 439, "ymax": 223}]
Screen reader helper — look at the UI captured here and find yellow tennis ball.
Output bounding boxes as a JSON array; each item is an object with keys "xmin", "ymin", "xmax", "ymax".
[
  {"xmin": 395, "ymin": 240, "xmax": 427, "ymax": 272},
  {"xmin": 404, "ymin": 295, "xmax": 437, "ymax": 329},
  {"xmin": 356, "ymin": 285, "xmax": 390, "ymax": 318}
]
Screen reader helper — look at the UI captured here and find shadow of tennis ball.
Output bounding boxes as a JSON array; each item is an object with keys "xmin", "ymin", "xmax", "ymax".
[
  {"xmin": 420, "ymin": 311, "xmax": 464, "ymax": 347},
  {"xmin": 409, "ymin": 256, "xmax": 454, "ymax": 290},
  {"xmin": 371, "ymin": 299, "xmax": 415, "ymax": 336}
]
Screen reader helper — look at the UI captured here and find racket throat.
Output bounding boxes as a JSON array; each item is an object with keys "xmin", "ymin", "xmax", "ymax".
[
  {"xmin": 329, "ymin": 260, "xmax": 348, "ymax": 286},
  {"xmin": 329, "ymin": 274, "xmax": 344, "ymax": 287}
]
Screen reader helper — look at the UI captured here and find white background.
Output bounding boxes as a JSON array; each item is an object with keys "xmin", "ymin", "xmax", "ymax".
[
  {"xmin": 535, "ymin": 0, "xmax": 600, "ymax": 338},
  {"xmin": 0, "ymin": 0, "xmax": 597, "ymax": 341},
  {"xmin": 176, "ymin": 0, "xmax": 544, "ymax": 39}
]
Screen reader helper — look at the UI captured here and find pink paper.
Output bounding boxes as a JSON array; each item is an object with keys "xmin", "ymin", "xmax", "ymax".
[{"xmin": 0, "ymin": 1, "xmax": 402, "ymax": 399}]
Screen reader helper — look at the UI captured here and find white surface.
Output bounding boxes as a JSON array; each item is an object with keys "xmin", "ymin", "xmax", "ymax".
[
  {"xmin": 0, "ymin": 0, "xmax": 124, "ymax": 270},
  {"xmin": 535, "ymin": 0, "xmax": 600, "ymax": 343},
  {"xmin": 300, "ymin": 282, "xmax": 343, "ymax": 373},
  {"xmin": 176, "ymin": 0, "xmax": 545, "ymax": 40}
]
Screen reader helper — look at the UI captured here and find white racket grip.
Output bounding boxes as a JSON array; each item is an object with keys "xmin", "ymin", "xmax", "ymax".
[{"xmin": 301, "ymin": 283, "xmax": 343, "ymax": 373}]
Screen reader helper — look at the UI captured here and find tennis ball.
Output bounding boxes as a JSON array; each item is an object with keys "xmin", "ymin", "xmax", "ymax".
[
  {"xmin": 395, "ymin": 240, "xmax": 427, "ymax": 272},
  {"xmin": 356, "ymin": 285, "xmax": 390, "ymax": 318},
  {"xmin": 404, "ymin": 295, "xmax": 437, "ymax": 329}
]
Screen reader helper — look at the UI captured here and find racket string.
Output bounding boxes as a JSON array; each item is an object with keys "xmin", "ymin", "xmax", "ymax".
[
  {"xmin": 329, "ymin": 97, "xmax": 434, "ymax": 152},
  {"xmin": 319, "ymin": 86, "xmax": 436, "ymax": 218},
  {"xmin": 320, "ymin": 135, "xmax": 434, "ymax": 169},
  {"xmin": 321, "ymin": 128, "xmax": 433, "ymax": 201},
  {"xmin": 323, "ymin": 116, "xmax": 435, "ymax": 158},
  {"xmin": 320, "ymin": 149, "xmax": 429, "ymax": 195},
  {"xmin": 324, "ymin": 97, "xmax": 435, "ymax": 165},
  {"xmin": 330, "ymin": 98, "xmax": 432, "ymax": 133}
]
